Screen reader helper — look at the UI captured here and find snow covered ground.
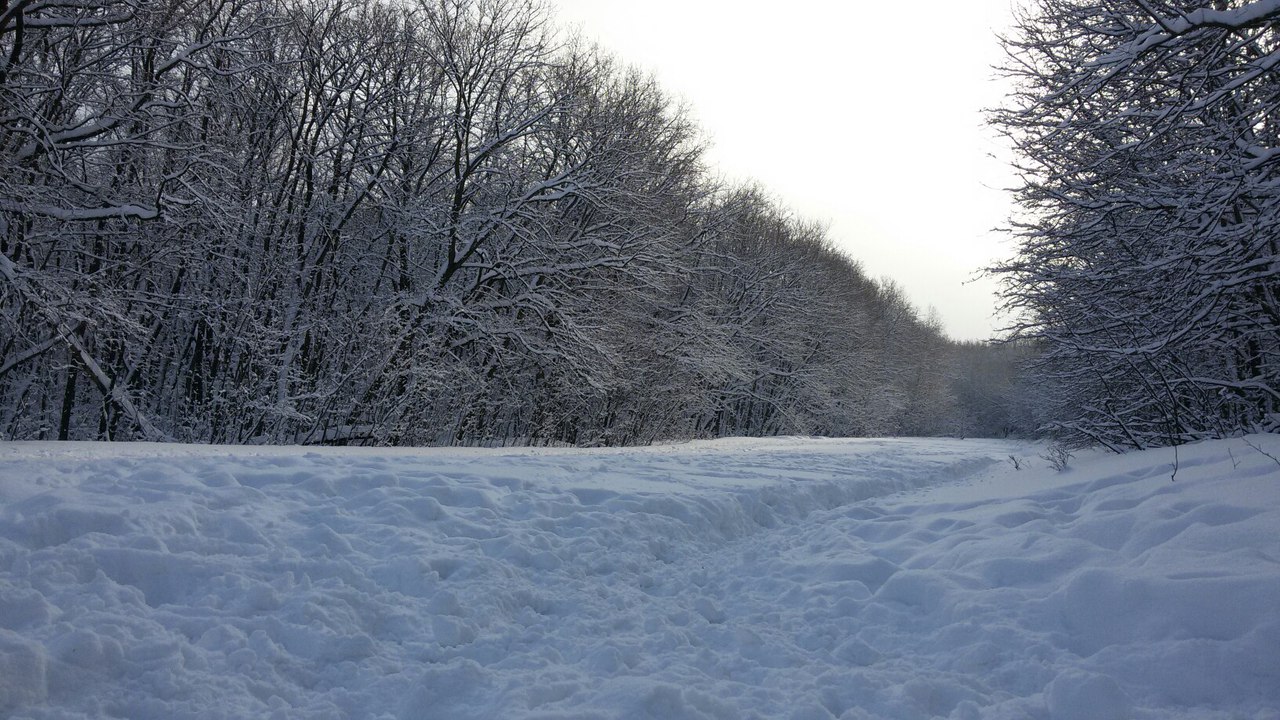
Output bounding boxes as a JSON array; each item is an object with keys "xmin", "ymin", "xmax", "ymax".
[{"xmin": 1, "ymin": 436, "xmax": 1278, "ymax": 720}]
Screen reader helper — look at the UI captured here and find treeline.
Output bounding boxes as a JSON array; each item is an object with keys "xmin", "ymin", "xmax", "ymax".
[
  {"xmin": 0, "ymin": 0, "xmax": 1022, "ymax": 445},
  {"xmin": 992, "ymin": 0, "xmax": 1280, "ymax": 450}
]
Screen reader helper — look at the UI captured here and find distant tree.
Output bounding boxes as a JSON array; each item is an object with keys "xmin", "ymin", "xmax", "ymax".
[{"xmin": 948, "ymin": 339, "xmax": 1040, "ymax": 438}]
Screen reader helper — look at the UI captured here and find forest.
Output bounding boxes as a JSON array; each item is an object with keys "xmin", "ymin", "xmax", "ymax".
[
  {"xmin": 0, "ymin": 0, "xmax": 1032, "ymax": 445},
  {"xmin": 3, "ymin": 0, "xmax": 1275, "ymax": 449}
]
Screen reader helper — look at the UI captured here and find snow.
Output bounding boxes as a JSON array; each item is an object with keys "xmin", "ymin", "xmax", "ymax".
[{"xmin": 1, "ymin": 435, "xmax": 1278, "ymax": 719}]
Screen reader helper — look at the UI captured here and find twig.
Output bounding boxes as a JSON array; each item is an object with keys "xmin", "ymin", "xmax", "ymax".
[{"xmin": 1243, "ymin": 437, "xmax": 1280, "ymax": 469}]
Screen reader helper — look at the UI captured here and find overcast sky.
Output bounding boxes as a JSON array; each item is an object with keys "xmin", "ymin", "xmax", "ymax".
[{"xmin": 549, "ymin": 0, "xmax": 1020, "ymax": 341}]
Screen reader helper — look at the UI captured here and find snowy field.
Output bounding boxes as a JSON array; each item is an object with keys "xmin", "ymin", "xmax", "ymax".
[{"xmin": 1, "ymin": 436, "xmax": 1278, "ymax": 720}]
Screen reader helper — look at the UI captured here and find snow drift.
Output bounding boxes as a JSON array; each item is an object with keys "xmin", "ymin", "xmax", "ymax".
[{"xmin": 1, "ymin": 436, "xmax": 1277, "ymax": 719}]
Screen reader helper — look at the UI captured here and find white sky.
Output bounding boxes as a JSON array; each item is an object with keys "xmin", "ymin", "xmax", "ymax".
[{"xmin": 549, "ymin": 0, "xmax": 1020, "ymax": 341}]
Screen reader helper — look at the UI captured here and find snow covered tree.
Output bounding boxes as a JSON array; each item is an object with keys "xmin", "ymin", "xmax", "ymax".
[
  {"xmin": 992, "ymin": 0, "xmax": 1280, "ymax": 449},
  {"xmin": 0, "ymin": 0, "xmax": 272, "ymax": 440},
  {"xmin": 1, "ymin": 0, "xmax": 969, "ymax": 445}
]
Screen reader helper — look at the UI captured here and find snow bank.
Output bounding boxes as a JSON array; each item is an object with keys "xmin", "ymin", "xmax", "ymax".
[{"xmin": 1, "ymin": 436, "xmax": 1277, "ymax": 719}]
